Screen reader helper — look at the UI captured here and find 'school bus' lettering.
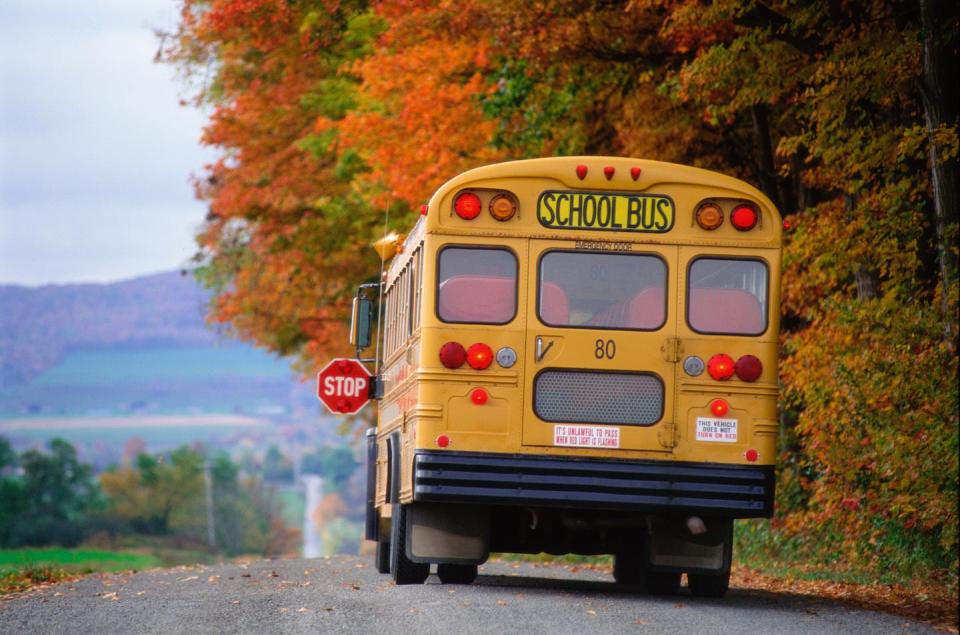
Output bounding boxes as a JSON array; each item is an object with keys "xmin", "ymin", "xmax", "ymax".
[
  {"xmin": 537, "ymin": 191, "xmax": 675, "ymax": 232},
  {"xmin": 343, "ymin": 157, "xmax": 781, "ymax": 595}
]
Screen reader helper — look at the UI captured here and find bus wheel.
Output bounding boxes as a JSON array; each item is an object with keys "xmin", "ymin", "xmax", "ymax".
[
  {"xmin": 389, "ymin": 503, "xmax": 429, "ymax": 585},
  {"xmin": 612, "ymin": 552, "xmax": 644, "ymax": 585},
  {"xmin": 437, "ymin": 564, "xmax": 477, "ymax": 585},
  {"xmin": 375, "ymin": 537, "xmax": 390, "ymax": 574},
  {"xmin": 688, "ymin": 571, "xmax": 730, "ymax": 598},
  {"xmin": 643, "ymin": 571, "xmax": 681, "ymax": 595}
]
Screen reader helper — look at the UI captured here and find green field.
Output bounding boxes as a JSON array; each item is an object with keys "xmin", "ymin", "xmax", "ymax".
[{"xmin": 0, "ymin": 548, "xmax": 162, "ymax": 572}]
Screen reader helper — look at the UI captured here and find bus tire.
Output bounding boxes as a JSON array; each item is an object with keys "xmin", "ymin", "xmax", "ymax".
[
  {"xmin": 375, "ymin": 537, "xmax": 391, "ymax": 574},
  {"xmin": 688, "ymin": 571, "xmax": 730, "ymax": 598},
  {"xmin": 643, "ymin": 571, "xmax": 681, "ymax": 595},
  {"xmin": 436, "ymin": 563, "xmax": 477, "ymax": 585},
  {"xmin": 389, "ymin": 503, "xmax": 429, "ymax": 585},
  {"xmin": 612, "ymin": 552, "xmax": 644, "ymax": 585}
]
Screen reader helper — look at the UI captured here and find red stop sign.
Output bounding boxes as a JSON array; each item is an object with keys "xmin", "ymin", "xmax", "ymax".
[{"xmin": 316, "ymin": 358, "xmax": 372, "ymax": 415}]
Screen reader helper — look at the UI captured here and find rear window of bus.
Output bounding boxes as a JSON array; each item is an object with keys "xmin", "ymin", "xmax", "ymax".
[
  {"xmin": 687, "ymin": 258, "xmax": 768, "ymax": 335},
  {"xmin": 437, "ymin": 246, "xmax": 518, "ymax": 324},
  {"xmin": 538, "ymin": 251, "xmax": 667, "ymax": 330}
]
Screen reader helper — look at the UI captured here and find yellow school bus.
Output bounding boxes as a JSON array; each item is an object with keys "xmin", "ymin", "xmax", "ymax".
[{"xmin": 353, "ymin": 156, "xmax": 781, "ymax": 596}]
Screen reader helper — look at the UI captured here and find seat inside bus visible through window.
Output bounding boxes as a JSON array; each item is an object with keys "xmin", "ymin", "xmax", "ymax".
[
  {"xmin": 687, "ymin": 258, "xmax": 767, "ymax": 335},
  {"xmin": 539, "ymin": 251, "xmax": 666, "ymax": 330}
]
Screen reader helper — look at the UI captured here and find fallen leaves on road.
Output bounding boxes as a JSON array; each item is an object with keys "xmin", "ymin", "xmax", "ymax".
[
  {"xmin": 178, "ymin": 576, "xmax": 198, "ymax": 582},
  {"xmin": 100, "ymin": 592, "xmax": 119, "ymax": 601},
  {"xmin": 730, "ymin": 566, "xmax": 958, "ymax": 633}
]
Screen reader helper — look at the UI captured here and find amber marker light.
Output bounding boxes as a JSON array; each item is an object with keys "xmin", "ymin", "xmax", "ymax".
[
  {"xmin": 470, "ymin": 388, "xmax": 489, "ymax": 405},
  {"xmin": 466, "ymin": 343, "xmax": 493, "ymax": 370},
  {"xmin": 489, "ymin": 193, "xmax": 517, "ymax": 221},
  {"xmin": 696, "ymin": 203, "xmax": 724, "ymax": 230},
  {"xmin": 710, "ymin": 399, "xmax": 729, "ymax": 417},
  {"xmin": 707, "ymin": 353, "xmax": 735, "ymax": 380}
]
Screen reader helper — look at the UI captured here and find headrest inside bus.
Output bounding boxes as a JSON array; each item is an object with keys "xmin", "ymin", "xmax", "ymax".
[
  {"xmin": 438, "ymin": 275, "xmax": 518, "ymax": 323},
  {"xmin": 587, "ymin": 287, "xmax": 665, "ymax": 329},
  {"xmin": 689, "ymin": 288, "xmax": 763, "ymax": 333}
]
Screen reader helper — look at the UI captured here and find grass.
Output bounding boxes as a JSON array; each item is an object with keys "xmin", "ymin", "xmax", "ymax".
[{"xmin": 0, "ymin": 548, "xmax": 163, "ymax": 594}]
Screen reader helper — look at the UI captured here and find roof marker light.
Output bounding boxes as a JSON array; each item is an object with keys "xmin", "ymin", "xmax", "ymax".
[
  {"xmin": 603, "ymin": 166, "xmax": 615, "ymax": 180},
  {"xmin": 576, "ymin": 165, "xmax": 588, "ymax": 180},
  {"xmin": 420, "ymin": 204, "xmax": 428, "ymax": 216},
  {"xmin": 630, "ymin": 167, "xmax": 642, "ymax": 181}
]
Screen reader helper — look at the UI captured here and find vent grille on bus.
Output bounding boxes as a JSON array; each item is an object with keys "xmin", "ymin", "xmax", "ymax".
[{"xmin": 534, "ymin": 370, "xmax": 663, "ymax": 426}]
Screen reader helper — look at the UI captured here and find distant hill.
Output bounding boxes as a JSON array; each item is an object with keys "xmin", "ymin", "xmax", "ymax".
[{"xmin": 0, "ymin": 271, "xmax": 221, "ymax": 387}]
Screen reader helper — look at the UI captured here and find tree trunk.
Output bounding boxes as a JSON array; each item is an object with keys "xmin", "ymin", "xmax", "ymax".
[
  {"xmin": 750, "ymin": 104, "xmax": 784, "ymax": 212},
  {"xmin": 918, "ymin": 0, "xmax": 959, "ymax": 345}
]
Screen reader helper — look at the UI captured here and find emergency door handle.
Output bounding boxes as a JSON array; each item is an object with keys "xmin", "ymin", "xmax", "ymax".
[{"xmin": 535, "ymin": 336, "xmax": 554, "ymax": 362}]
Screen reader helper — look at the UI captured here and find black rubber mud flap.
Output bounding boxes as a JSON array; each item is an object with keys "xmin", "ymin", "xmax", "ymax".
[{"xmin": 389, "ymin": 502, "xmax": 429, "ymax": 585}]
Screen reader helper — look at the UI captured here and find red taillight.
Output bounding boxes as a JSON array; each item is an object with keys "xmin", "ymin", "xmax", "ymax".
[
  {"xmin": 735, "ymin": 355, "xmax": 762, "ymax": 382},
  {"xmin": 466, "ymin": 343, "xmax": 493, "ymax": 370},
  {"xmin": 454, "ymin": 192, "xmax": 482, "ymax": 220},
  {"xmin": 707, "ymin": 353, "xmax": 735, "ymax": 380},
  {"xmin": 470, "ymin": 388, "xmax": 488, "ymax": 405},
  {"xmin": 439, "ymin": 341, "xmax": 466, "ymax": 369},
  {"xmin": 576, "ymin": 165, "xmax": 588, "ymax": 180},
  {"xmin": 730, "ymin": 204, "xmax": 758, "ymax": 231},
  {"xmin": 437, "ymin": 434, "xmax": 450, "ymax": 448},
  {"xmin": 744, "ymin": 448, "xmax": 759, "ymax": 462},
  {"xmin": 710, "ymin": 399, "xmax": 729, "ymax": 417}
]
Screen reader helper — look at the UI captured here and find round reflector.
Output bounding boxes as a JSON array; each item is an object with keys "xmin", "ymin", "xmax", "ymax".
[
  {"xmin": 466, "ymin": 343, "xmax": 493, "ymax": 370},
  {"xmin": 730, "ymin": 204, "xmax": 758, "ymax": 231},
  {"xmin": 683, "ymin": 355, "xmax": 705, "ymax": 377},
  {"xmin": 439, "ymin": 341, "xmax": 466, "ymax": 369},
  {"xmin": 735, "ymin": 355, "xmax": 763, "ymax": 382},
  {"xmin": 744, "ymin": 448, "xmax": 759, "ymax": 462},
  {"xmin": 454, "ymin": 192, "xmax": 482, "ymax": 220},
  {"xmin": 710, "ymin": 399, "xmax": 729, "ymax": 417},
  {"xmin": 707, "ymin": 353, "xmax": 735, "ymax": 380},
  {"xmin": 489, "ymin": 194, "xmax": 517, "ymax": 221},
  {"xmin": 470, "ymin": 388, "xmax": 488, "ymax": 405},
  {"xmin": 437, "ymin": 435, "xmax": 450, "ymax": 448},
  {"xmin": 696, "ymin": 203, "xmax": 723, "ymax": 230}
]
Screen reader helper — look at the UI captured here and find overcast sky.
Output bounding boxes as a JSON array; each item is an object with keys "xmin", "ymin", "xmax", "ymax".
[{"xmin": 0, "ymin": 1, "xmax": 213, "ymax": 286}]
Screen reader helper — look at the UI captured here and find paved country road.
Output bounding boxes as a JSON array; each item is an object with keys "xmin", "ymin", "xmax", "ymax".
[{"xmin": 0, "ymin": 556, "xmax": 938, "ymax": 635}]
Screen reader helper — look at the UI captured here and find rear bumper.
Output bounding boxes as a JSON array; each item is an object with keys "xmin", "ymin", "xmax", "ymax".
[{"xmin": 413, "ymin": 451, "xmax": 774, "ymax": 518}]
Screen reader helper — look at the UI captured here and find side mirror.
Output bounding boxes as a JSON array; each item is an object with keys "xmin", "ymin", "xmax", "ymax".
[{"xmin": 350, "ymin": 296, "xmax": 374, "ymax": 350}]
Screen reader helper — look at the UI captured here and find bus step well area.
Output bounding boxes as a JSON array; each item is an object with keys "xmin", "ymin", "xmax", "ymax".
[{"xmin": 411, "ymin": 450, "xmax": 774, "ymax": 518}]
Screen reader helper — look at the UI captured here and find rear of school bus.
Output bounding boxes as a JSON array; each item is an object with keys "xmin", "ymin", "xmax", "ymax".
[{"xmin": 372, "ymin": 156, "xmax": 781, "ymax": 595}]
